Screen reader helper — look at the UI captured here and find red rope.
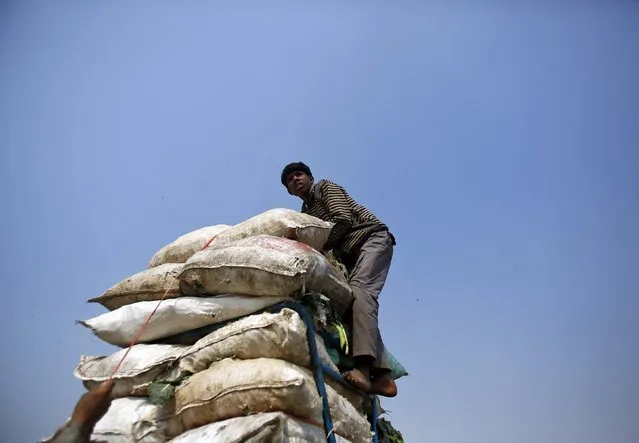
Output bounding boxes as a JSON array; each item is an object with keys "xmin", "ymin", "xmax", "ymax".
[
  {"xmin": 108, "ymin": 234, "xmax": 219, "ymax": 379},
  {"xmin": 201, "ymin": 234, "xmax": 219, "ymax": 250},
  {"xmin": 109, "ymin": 283, "xmax": 175, "ymax": 377}
]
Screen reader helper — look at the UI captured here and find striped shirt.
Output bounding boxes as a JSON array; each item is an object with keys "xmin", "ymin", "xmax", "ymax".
[{"xmin": 301, "ymin": 179, "xmax": 392, "ymax": 261}]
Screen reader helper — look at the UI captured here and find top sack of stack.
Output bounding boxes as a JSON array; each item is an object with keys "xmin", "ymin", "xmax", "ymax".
[
  {"xmin": 209, "ymin": 208, "xmax": 334, "ymax": 252},
  {"xmin": 147, "ymin": 209, "xmax": 334, "ymax": 268},
  {"xmin": 148, "ymin": 225, "xmax": 231, "ymax": 268}
]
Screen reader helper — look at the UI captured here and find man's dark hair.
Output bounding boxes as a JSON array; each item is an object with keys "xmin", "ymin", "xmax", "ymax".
[{"xmin": 281, "ymin": 162, "xmax": 313, "ymax": 187}]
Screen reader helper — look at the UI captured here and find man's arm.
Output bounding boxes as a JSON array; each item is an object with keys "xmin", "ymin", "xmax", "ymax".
[
  {"xmin": 43, "ymin": 419, "xmax": 90, "ymax": 443},
  {"xmin": 319, "ymin": 181, "xmax": 354, "ymax": 251},
  {"xmin": 43, "ymin": 380, "xmax": 114, "ymax": 443}
]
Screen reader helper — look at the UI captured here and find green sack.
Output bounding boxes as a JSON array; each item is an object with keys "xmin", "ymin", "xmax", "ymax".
[{"xmin": 385, "ymin": 346, "xmax": 408, "ymax": 380}]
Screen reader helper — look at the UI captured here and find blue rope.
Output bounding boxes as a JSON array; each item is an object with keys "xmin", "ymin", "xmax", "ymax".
[
  {"xmin": 278, "ymin": 301, "xmax": 337, "ymax": 443},
  {"xmin": 371, "ymin": 395, "xmax": 379, "ymax": 443},
  {"xmin": 273, "ymin": 301, "xmax": 380, "ymax": 443}
]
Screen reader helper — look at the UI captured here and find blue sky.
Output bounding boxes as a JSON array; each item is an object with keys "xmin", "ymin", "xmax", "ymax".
[{"xmin": 1, "ymin": 1, "xmax": 638, "ymax": 442}]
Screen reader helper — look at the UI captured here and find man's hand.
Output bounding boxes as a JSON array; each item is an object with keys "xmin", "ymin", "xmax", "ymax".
[{"xmin": 71, "ymin": 380, "xmax": 115, "ymax": 429}]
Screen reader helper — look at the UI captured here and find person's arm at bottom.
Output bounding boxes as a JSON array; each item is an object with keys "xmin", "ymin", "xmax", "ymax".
[
  {"xmin": 45, "ymin": 419, "xmax": 90, "ymax": 443},
  {"xmin": 45, "ymin": 380, "xmax": 114, "ymax": 443}
]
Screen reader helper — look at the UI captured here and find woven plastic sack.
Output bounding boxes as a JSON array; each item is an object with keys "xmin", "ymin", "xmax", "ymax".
[
  {"xmin": 88, "ymin": 263, "xmax": 183, "ymax": 311},
  {"xmin": 173, "ymin": 358, "xmax": 372, "ymax": 443},
  {"xmin": 179, "ymin": 235, "xmax": 353, "ymax": 316},
  {"xmin": 74, "ymin": 344, "xmax": 187, "ymax": 398},
  {"xmin": 168, "ymin": 412, "xmax": 353, "ymax": 442},
  {"xmin": 148, "ymin": 225, "xmax": 231, "ymax": 268},
  {"xmin": 179, "ymin": 308, "xmax": 337, "ymax": 374},
  {"xmin": 211, "ymin": 208, "xmax": 333, "ymax": 251},
  {"xmin": 79, "ymin": 295, "xmax": 288, "ymax": 347}
]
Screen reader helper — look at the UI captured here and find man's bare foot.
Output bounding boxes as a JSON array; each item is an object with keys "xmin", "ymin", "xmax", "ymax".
[
  {"xmin": 342, "ymin": 368, "xmax": 372, "ymax": 392},
  {"xmin": 370, "ymin": 373, "xmax": 398, "ymax": 397}
]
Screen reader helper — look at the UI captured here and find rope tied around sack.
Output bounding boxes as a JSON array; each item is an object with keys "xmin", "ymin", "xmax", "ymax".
[{"xmin": 108, "ymin": 235, "xmax": 219, "ymax": 379}]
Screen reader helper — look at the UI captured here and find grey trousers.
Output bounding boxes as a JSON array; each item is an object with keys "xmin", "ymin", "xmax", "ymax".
[{"xmin": 348, "ymin": 230, "xmax": 394, "ymax": 372}]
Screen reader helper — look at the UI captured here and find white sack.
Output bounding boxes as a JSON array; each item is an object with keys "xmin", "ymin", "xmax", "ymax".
[
  {"xmin": 179, "ymin": 235, "xmax": 353, "ymax": 316},
  {"xmin": 88, "ymin": 263, "xmax": 183, "ymax": 311},
  {"xmin": 168, "ymin": 412, "xmax": 353, "ymax": 443},
  {"xmin": 179, "ymin": 308, "xmax": 338, "ymax": 374},
  {"xmin": 148, "ymin": 225, "xmax": 230, "ymax": 268},
  {"xmin": 173, "ymin": 358, "xmax": 372, "ymax": 443},
  {"xmin": 90, "ymin": 398, "xmax": 175, "ymax": 443},
  {"xmin": 74, "ymin": 344, "xmax": 187, "ymax": 398},
  {"xmin": 80, "ymin": 295, "xmax": 289, "ymax": 347},
  {"xmin": 211, "ymin": 208, "xmax": 333, "ymax": 251}
]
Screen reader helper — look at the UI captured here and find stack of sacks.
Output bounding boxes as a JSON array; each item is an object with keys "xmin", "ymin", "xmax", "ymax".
[{"xmin": 73, "ymin": 209, "xmax": 372, "ymax": 443}]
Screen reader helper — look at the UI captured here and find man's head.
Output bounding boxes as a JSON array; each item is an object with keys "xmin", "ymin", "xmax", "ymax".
[{"xmin": 281, "ymin": 162, "xmax": 314, "ymax": 199}]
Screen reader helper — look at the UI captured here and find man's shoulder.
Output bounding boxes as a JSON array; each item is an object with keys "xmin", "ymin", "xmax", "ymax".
[
  {"xmin": 317, "ymin": 178, "xmax": 340, "ymax": 186},
  {"xmin": 315, "ymin": 179, "xmax": 345, "ymax": 194}
]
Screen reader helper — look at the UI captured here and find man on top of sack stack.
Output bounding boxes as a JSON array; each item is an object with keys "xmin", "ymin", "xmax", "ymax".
[{"xmin": 281, "ymin": 161, "xmax": 398, "ymax": 398}]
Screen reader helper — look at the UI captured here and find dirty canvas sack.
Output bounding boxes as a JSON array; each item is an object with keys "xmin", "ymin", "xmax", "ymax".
[
  {"xmin": 148, "ymin": 225, "xmax": 231, "ymax": 268},
  {"xmin": 90, "ymin": 397, "xmax": 175, "ymax": 443},
  {"xmin": 88, "ymin": 263, "xmax": 183, "ymax": 311},
  {"xmin": 179, "ymin": 308, "xmax": 337, "ymax": 374},
  {"xmin": 211, "ymin": 208, "xmax": 334, "ymax": 251},
  {"xmin": 79, "ymin": 295, "xmax": 289, "ymax": 347},
  {"xmin": 74, "ymin": 344, "xmax": 187, "ymax": 398},
  {"xmin": 179, "ymin": 235, "xmax": 353, "ymax": 316},
  {"xmin": 173, "ymin": 358, "xmax": 372, "ymax": 443},
  {"xmin": 168, "ymin": 412, "xmax": 353, "ymax": 443}
]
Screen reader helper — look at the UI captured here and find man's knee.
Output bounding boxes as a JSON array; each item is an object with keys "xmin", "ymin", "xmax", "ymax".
[{"xmin": 350, "ymin": 284, "xmax": 380, "ymax": 307}]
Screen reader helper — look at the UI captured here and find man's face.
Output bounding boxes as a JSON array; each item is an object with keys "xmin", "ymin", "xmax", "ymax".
[{"xmin": 286, "ymin": 170, "xmax": 313, "ymax": 198}]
